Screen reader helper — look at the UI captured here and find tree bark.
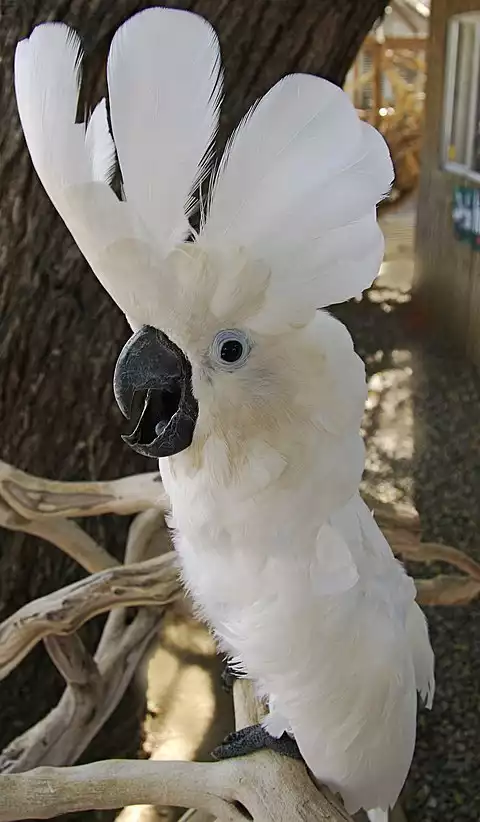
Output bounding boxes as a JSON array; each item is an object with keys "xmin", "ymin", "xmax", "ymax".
[{"xmin": 0, "ymin": 0, "xmax": 387, "ymax": 819}]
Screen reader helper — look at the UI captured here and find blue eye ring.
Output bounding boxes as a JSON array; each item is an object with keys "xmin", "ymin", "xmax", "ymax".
[{"xmin": 210, "ymin": 329, "xmax": 251, "ymax": 370}]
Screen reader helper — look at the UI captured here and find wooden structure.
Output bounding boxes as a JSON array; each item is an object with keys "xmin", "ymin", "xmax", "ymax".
[
  {"xmin": 345, "ymin": 0, "xmax": 429, "ymax": 202},
  {"xmin": 415, "ymin": 1, "xmax": 480, "ymax": 363}
]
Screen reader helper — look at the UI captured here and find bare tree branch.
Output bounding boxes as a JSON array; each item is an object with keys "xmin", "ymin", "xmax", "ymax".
[
  {"xmin": 415, "ymin": 575, "xmax": 480, "ymax": 606},
  {"xmin": 0, "ymin": 680, "xmax": 352, "ymax": 822},
  {"xmin": 0, "ymin": 501, "xmax": 173, "ymax": 772},
  {"xmin": 0, "ymin": 608, "xmax": 163, "ymax": 772},
  {"xmin": 368, "ymin": 496, "xmax": 480, "ymax": 606},
  {"xmin": 97, "ymin": 509, "xmax": 172, "ymax": 658},
  {"xmin": 382, "ymin": 526, "xmax": 480, "ymax": 580},
  {"xmin": 0, "ymin": 460, "xmax": 167, "ymax": 519},
  {"xmin": 0, "ymin": 502, "xmax": 119, "ymax": 573},
  {"xmin": 2, "ymin": 478, "xmax": 480, "ymax": 695},
  {"xmin": 0, "ymin": 759, "xmax": 245, "ymax": 822},
  {"xmin": 0, "ymin": 553, "xmax": 181, "ymax": 680},
  {"xmin": 25, "ymin": 517, "xmax": 120, "ymax": 573},
  {"xmin": 0, "ymin": 485, "xmax": 177, "ymax": 777},
  {"xmin": 0, "ymin": 462, "xmax": 170, "ymax": 575},
  {"xmin": 44, "ymin": 634, "xmax": 101, "ymax": 687},
  {"xmin": 126, "ymin": 509, "xmax": 172, "ymax": 563},
  {"xmin": 3, "ymin": 458, "xmax": 479, "ymax": 608},
  {"xmin": 0, "ymin": 466, "xmax": 477, "ymax": 822}
]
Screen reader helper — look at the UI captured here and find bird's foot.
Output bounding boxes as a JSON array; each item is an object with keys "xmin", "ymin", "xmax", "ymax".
[
  {"xmin": 211, "ymin": 723, "xmax": 302, "ymax": 761},
  {"xmin": 220, "ymin": 660, "xmax": 239, "ymax": 694}
]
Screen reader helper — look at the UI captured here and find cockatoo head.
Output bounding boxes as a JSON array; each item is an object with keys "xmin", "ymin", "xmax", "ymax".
[{"xmin": 14, "ymin": 7, "xmax": 394, "ymax": 460}]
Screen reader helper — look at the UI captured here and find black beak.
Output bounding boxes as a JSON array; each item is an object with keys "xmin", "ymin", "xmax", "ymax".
[{"xmin": 113, "ymin": 326, "xmax": 198, "ymax": 459}]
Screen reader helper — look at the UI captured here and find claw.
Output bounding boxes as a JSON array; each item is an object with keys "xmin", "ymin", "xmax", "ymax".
[
  {"xmin": 221, "ymin": 661, "xmax": 238, "ymax": 694},
  {"xmin": 211, "ymin": 723, "xmax": 302, "ymax": 761}
]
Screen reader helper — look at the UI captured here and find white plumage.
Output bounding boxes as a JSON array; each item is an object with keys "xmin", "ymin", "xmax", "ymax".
[
  {"xmin": 200, "ymin": 75, "xmax": 392, "ymax": 331},
  {"xmin": 107, "ymin": 7, "xmax": 222, "ymax": 249},
  {"xmin": 14, "ymin": 8, "xmax": 434, "ymax": 819},
  {"xmin": 14, "ymin": 13, "xmax": 221, "ymax": 329}
]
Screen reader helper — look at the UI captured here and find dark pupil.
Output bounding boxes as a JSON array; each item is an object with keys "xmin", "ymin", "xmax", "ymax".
[{"xmin": 220, "ymin": 339, "xmax": 244, "ymax": 363}]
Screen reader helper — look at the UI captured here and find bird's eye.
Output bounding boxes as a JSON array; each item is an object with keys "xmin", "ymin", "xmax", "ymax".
[
  {"xmin": 220, "ymin": 339, "xmax": 244, "ymax": 363},
  {"xmin": 210, "ymin": 329, "xmax": 251, "ymax": 370}
]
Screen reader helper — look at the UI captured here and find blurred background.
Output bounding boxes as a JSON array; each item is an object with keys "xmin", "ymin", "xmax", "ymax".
[{"xmin": 1, "ymin": 1, "xmax": 479, "ymax": 821}]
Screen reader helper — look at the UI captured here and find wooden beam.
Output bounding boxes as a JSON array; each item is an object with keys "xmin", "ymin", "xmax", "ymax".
[
  {"xmin": 353, "ymin": 51, "xmax": 360, "ymax": 108},
  {"xmin": 393, "ymin": 0, "xmax": 421, "ymax": 34},
  {"xmin": 365, "ymin": 35, "xmax": 427, "ymax": 51},
  {"xmin": 373, "ymin": 39, "xmax": 383, "ymax": 128}
]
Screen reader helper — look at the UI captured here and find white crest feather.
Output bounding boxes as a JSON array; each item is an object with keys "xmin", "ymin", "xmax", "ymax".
[
  {"xmin": 14, "ymin": 23, "xmax": 149, "ymax": 324},
  {"xmin": 15, "ymin": 24, "xmax": 89, "ymax": 199},
  {"xmin": 14, "ymin": 11, "xmax": 223, "ymax": 329},
  {"xmin": 85, "ymin": 99, "xmax": 116, "ymax": 184},
  {"xmin": 107, "ymin": 7, "xmax": 222, "ymax": 249},
  {"xmin": 15, "ymin": 13, "xmax": 391, "ymax": 332},
  {"xmin": 200, "ymin": 74, "xmax": 393, "ymax": 328}
]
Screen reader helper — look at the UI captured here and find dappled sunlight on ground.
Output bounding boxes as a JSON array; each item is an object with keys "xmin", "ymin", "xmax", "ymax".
[
  {"xmin": 117, "ymin": 606, "xmax": 233, "ymax": 822},
  {"xmin": 358, "ymin": 208, "xmax": 417, "ymax": 510},
  {"xmin": 145, "ymin": 610, "xmax": 218, "ymax": 762},
  {"xmin": 362, "ymin": 346, "xmax": 414, "ymax": 505}
]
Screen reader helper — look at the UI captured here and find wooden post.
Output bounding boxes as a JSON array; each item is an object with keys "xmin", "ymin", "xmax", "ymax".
[
  {"xmin": 353, "ymin": 50, "xmax": 360, "ymax": 109},
  {"xmin": 373, "ymin": 38, "xmax": 383, "ymax": 128}
]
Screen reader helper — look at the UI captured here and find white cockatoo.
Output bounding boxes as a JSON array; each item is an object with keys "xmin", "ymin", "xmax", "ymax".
[{"xmin": 14, "ymin": 8, "xmax": 434, "ymax": 820}]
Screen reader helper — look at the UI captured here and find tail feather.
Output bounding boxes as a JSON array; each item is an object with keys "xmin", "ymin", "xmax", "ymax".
[
  {"xmin": 407, "ymin": 601, "xmax": 435, "ymax": 709},
  {"xmin": 355, "ymin": 496, "xmax": 435, "ymax": 708}
]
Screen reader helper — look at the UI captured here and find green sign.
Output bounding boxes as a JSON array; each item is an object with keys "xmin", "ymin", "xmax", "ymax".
[{"xmin": 452, "ymin": 185, "xmax": 480, "ymax": 249}]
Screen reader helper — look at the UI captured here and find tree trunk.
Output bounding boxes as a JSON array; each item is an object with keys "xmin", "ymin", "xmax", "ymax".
[{"xmin": 0, "ymin": 0, "xmax": 387, "ymax": 817}]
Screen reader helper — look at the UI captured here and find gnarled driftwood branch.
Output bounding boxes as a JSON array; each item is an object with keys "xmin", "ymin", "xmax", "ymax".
[
  {"xmin": 0, "ymin": 552, "xmax": 181, "ymax": 680},
  {"xmin": 0, "ymin": 680, "xmax": 352, "ymax": 822},
  {"xmin": 0, "ymin": 459, "xmax": 479, "ymax": 822}
]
